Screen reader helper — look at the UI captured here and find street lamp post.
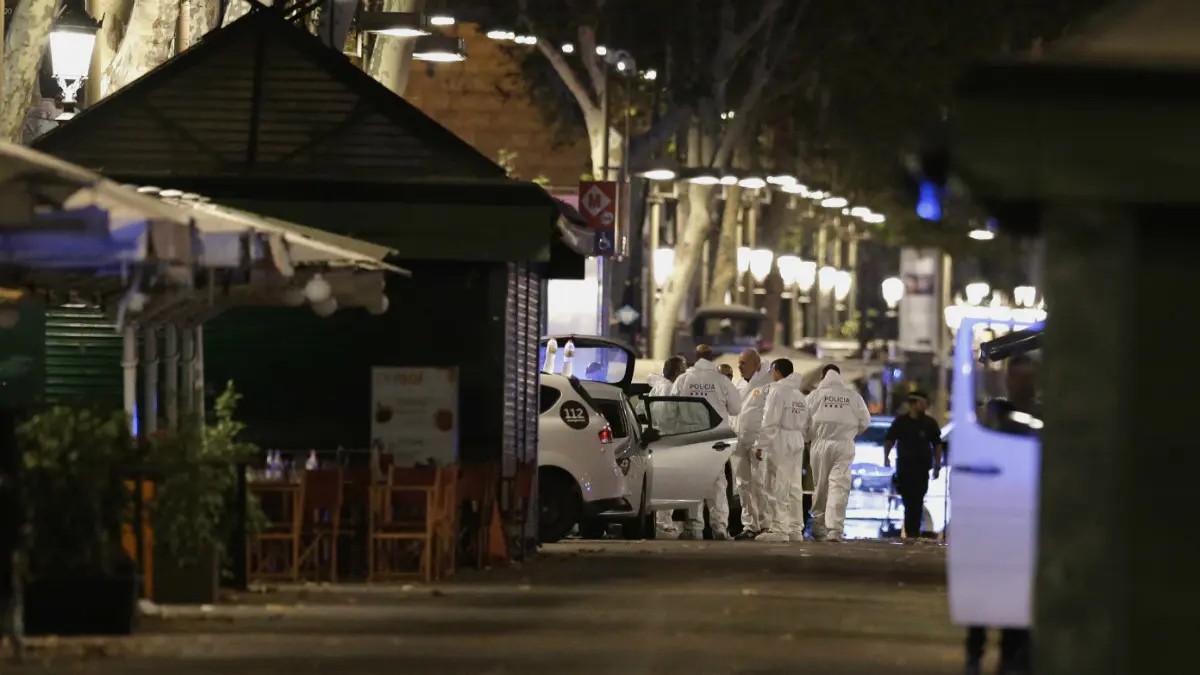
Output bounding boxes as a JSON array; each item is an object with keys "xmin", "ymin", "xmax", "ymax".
[{"xmin": 49, "ymin": 0, "xmax": 101, "ymax": 118}]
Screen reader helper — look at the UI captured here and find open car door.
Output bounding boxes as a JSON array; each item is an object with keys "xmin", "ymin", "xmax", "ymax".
[
  {"xmin": 947, "ymin": 322, "xmax": 1043, "ymax": 629},
  {"xmin": 641, "ymin": 396, "xmax": 736, "ymax": 508}
]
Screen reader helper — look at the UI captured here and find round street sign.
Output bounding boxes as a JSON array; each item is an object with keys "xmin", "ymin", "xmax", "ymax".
[{"xmin": 559, "ymin": 401, "xmax": 590, "ymax": 430}]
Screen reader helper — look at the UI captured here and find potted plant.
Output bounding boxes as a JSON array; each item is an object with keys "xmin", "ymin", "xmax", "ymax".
[
  {"xmin": 145, "ymin": 382, "xmax": 262, "ymax": 604},
  {"xmin": 17, "ymin": 405, "xmax": 141, "ymax": 636}
]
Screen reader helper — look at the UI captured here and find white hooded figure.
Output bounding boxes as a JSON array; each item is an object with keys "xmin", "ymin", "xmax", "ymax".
[
  {"xmin": 730, "ymin": 350, "xmax": 774, "ymax": 539},
  {"xmin": 804, "ymin": 364, "xmax": 871, "ymax": 542},
  {"xmin": 752, "ymin": 359, "xmax": 810, "ymax": 542},
  {"xmin": 670, "ymin": 348, "xmax": 742, "ymax": 539},
  {"xmin": 644, "ymin": 356, "xmax": 688, "ymax": 535}
]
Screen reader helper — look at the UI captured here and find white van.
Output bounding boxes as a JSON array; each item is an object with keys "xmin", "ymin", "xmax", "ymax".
[{"xmin": 947, "ymin": 321, "xmax": 1043, "ymax": 629}]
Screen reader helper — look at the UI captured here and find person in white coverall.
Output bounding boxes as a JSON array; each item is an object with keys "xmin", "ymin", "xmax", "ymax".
[
  {"xmin": 731, "ymin": 349, "xmax": 774, "ymax": 540},
  {"xmin": 671, "ymin": 345, "xmax": 742, "ymax": 539},
  {"xmin": 752, "ymin": 358, "xmax": 809, "ymax": 542},
  {"xmin": 644, "ymin": 355, "xmax": 688, "ymax": 535},
  {"xmin": 805, "ymin": 364, "xmax": 871, "ymax": 542}
]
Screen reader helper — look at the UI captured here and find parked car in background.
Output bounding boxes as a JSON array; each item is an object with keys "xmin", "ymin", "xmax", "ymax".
[{"xmin": 539, "ymin": 335, "xmax": 737, "ymax": 541}]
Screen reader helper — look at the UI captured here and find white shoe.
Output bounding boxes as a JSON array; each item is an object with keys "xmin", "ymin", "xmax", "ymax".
[
  {"xmin": 678, "ymin": 530, "xmax": 702, "ymax": 540},
  {"xmin": 789, "ymin": 532, "xmax": 806, "ymax": 542},
  {"xmin": 713, "ymin": 530, "xmax": 731, "ymax": 541},
  {"xmin": 825, "ymin": 532, "xmax": 844, "ymax": 542},
  {"xmin": 754, "ymin": 530, "xmax": 790, "ymax": 542}
]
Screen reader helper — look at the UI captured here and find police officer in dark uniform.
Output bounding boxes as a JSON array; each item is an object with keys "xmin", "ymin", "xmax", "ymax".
[{"xmin": 882, "ymin": 391, "xmax": 943, "ymax": 539}]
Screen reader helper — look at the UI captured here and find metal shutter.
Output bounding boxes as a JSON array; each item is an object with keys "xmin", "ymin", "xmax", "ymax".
[
  {"xmin": 500, "ymin": 262, "xmax": 542, "ymax": 555},
  {"xmin": 43, "ymin": 306, "xmax": 122, "ymax": 407}
]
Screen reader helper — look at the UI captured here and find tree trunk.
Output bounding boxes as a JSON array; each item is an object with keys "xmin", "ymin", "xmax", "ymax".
[
  {"xmin": 756, "ymin": 197, "xmax": 790, "ymax": 350},
  {"xmin": 179, "ymin": 0, "xmax": 217, "ymax": 52},
  {"xmin": 104, "ymin": 0, "xmax": 181, "ymax": 95},
  {"xmin": 366, "ymin": 0, "xmax": 423, "ymax": 96},
  {"xmin": 583, "ymin": 107, "xmax": 623, "ymax": 180},
  {"xmin": 0, "ymin": 0, "xmax": 56, "ymax": 142},
  {"xmin": 86, "ymin": 0, "xmax": 135, "ymax": 105},
  {"xmin": 652, "ymin": 184, "xmax": 714, "ymax": 360},
  {"xmin": 706, "ymin": 186, "xmax": 742, "ymax": 304},
  {"xmin": 762, "ymin": 266, "xmax": 783, "ymax": 350}
]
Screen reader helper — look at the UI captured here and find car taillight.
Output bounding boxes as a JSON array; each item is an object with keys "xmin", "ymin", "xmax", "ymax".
[{"xmin": 598, "ymin": 425, "xmax": 613, "ymax": 446}]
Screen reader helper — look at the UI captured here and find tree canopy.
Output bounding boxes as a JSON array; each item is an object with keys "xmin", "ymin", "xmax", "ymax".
[{"xmin": 484, "ymin": 0, "xmax": 1114, "ymax": 247}]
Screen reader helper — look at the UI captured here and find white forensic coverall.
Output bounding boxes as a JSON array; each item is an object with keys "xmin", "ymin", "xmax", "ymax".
[
  {"xmin": 731, "ymin": 365, "xmax": 774, "ymax": 534},
  {"xmin": 671, "ymin": 359, "xmax": 742, "ymax": 538},
  {"xmin": 754, "ymin": 372, "xmax": 809, "ymax": 541},
  {"xmin": 805, "ymin": 369, "xmax": 871, "ymax": 541},
  {"xmin": 645, "ymin": 374, "xmax": 680, "ymax": 534}
]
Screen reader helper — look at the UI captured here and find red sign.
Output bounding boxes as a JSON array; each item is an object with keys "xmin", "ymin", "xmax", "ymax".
[{"xmin": 578, "ymin": 181, "xmax": 617, "ymax": 230}]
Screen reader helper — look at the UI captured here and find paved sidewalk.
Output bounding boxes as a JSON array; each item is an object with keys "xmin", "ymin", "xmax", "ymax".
[{"xmin": 9, "ymin": 540, "xmax": 967, "ymax": 674}]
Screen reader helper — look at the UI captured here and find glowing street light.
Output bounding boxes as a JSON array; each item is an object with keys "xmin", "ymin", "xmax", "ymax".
[
  {"xmin": 561, "ymin": 43, "xmax": 575, "ymax": 53},
  {"xmin": 969, "ymin": 228, "xmax": 996, "ymax": 241},
  {"xmin": 49, "ymin": 0, "xmax": 101, "ymax": 107},
  {"xmin": 796, "ymin": 260, "xmax": 817, "ymax": 292},
  {"xmin": 1014, "ymin": 285, "xmax": 1037, "ymax": 308},
  {"xmin": 820, "ymin": 196, "xmax": 848, "ymax": 209},
  {"xmin": 776, "ymin": 255, "xmax": 803, "ymax": 287},
  {"xmin": 737, "ymin": 247, "xmax": 752, "ymax": 275},
  {"xmin": 642, "ymin": 69, "xmax": 658, "ymax": 80},
  {"xmin": 748, "ymin": 249, "xmax": 774, "ymax": 283},
  {"xmin": 833, "ymin": 270, "xmax": 853, "ymax": 301},
  {"xmin": 818, "ymin": 265, "xmax": 838, "ymax": 294},
  {"xmin": 638, "ymin": 168, "xmax": 676, "ymax": 181},
  {"xmin": 965, "ymin": 281, "xmax": 991, "ymax": 306},
  {"xmin": 738, "ymin": 177, "xmax": 767, "ymax": 190},
  {"xmin": 881, "ymin": 276, "xmax": 905, "ymax": 309}
]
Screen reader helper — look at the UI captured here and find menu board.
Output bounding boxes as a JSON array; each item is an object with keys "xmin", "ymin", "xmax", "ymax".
[{"xmin": 370, "ymin": 366, "xmax": 459, "ymax": 467}]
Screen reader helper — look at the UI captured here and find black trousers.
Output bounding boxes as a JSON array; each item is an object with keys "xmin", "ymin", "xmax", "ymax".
[
  {"xmin": 895, "ymin": 469, "xmax": 929, "ymax": 537},
  {"xmin": 966, "ymin": 626, "xmax": 1031, "ymax": 670}
]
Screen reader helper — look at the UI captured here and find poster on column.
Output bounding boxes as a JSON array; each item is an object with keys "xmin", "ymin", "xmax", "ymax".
[
  {"xmin": 898, "ymin": 248, "xmax": 938, "ymax": 354},
  {"xmin": 370, "ymin": 367, "xmax": 459, "ymax": 467}
]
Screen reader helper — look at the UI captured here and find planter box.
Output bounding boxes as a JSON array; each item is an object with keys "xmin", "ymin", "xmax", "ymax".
[
  {"xmin": 23, "ymin": 574, "xmax": 139, "ymax": 636},
  {"xmin": 153, "ymin": 547, "xmax": 219, "ymax": 605}
]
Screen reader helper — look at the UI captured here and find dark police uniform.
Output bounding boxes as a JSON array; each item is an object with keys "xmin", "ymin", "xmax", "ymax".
[{"xmin": 884, "ymin": 412, "xmax": 942, "ymax": 538}]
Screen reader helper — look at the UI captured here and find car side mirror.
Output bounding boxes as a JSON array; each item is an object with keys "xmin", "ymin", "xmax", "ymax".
[{"xmin": 641, "ymin": 428, "xmax": 662, "ymax": 445}]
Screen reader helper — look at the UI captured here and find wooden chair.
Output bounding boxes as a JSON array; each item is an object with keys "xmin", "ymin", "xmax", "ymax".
[
  {"xmin": 341, "ymin": 467, "xmax": 375, "ymax": 579},
  {"xmin": 247, "ymin": 479, "xmax": 305, "ymax": 582},
  {"xmin": 298, "ymin": 468, "xmax": 345, "ymax": 582},
  {"xmin": 368, "ymin": 466, "xmax": 439, "ymax": 583}
]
